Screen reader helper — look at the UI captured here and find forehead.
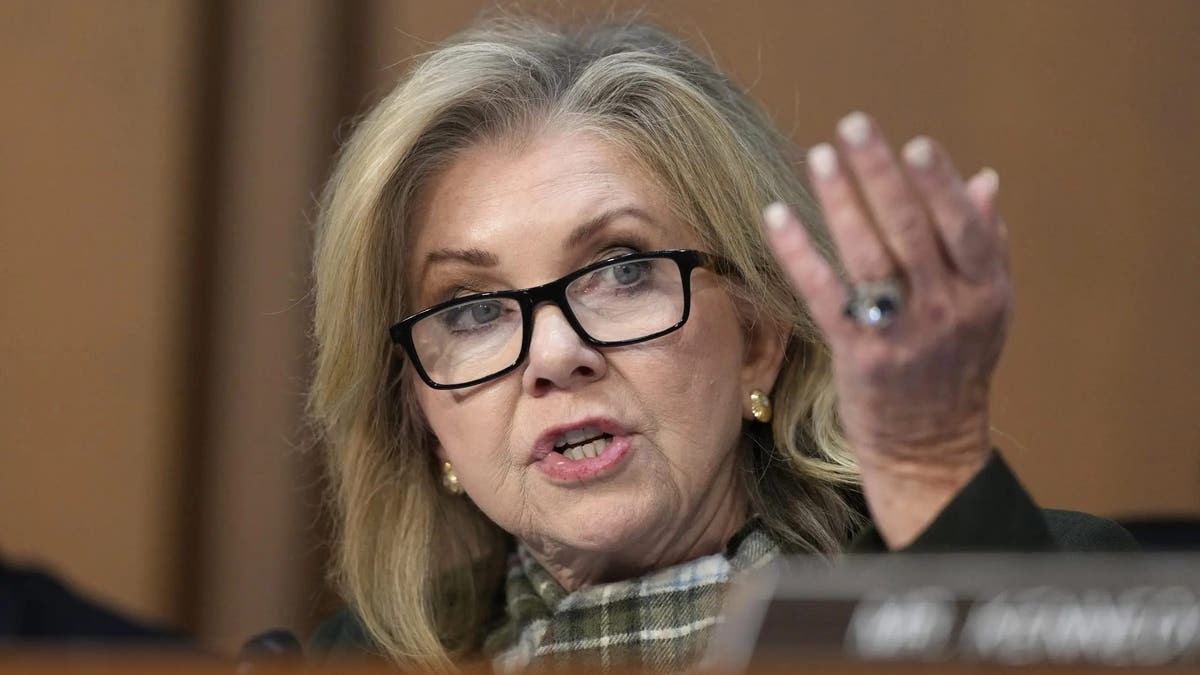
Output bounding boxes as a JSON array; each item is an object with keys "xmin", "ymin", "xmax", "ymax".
[{"xmin": 410, "ymin": 131, "xmax": 694, "ymax": 276}]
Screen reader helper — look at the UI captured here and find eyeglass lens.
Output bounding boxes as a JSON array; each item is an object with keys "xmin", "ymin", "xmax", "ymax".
[{"xmin": 409, "ymin": 256, "xmax": 686, "ymax": 386}]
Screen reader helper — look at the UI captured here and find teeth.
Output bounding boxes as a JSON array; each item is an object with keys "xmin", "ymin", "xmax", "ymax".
[
  {"xmin": 562, "ymin": 436, "xmax": 611, "ymax": 461},
  {"xmin": 555, "ymin": 425, "xmax": 601, "ymax": 449}
]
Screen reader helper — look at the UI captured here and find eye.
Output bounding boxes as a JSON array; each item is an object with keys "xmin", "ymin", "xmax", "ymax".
[
  {"xmin": 609, "ymin": 261, "xmax": 648, "ymax": 285},
  {"xmin": 468, "ymin": 301, "xmax": 501, "ymax": 323},
  {"xmin": 441, "ymin": 299, "xmax": 506, "ymax": 331}
]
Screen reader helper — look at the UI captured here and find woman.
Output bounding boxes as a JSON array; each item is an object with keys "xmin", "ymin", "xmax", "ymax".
[{"xmin": 308, "ymin": 16, "xmax": 1134, "ymax": 672}]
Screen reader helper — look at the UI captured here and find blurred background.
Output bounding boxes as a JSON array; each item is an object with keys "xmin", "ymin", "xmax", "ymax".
[{"xmin": 1, "ymin": 0, "xmax": 1197, "ymax": 655}]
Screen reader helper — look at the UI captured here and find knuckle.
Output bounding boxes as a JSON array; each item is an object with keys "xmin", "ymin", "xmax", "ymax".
[
  {"xmin": 956, "ymin": 288, "xmax": 1007, "ymax": 330},
  {"xmin": 984, "ymin": 285, "xmax": 1014, "ymax": 318},
  {"xmin": 848, "ymin": 248, "xmax": 893, "ymax": 279},
  {"xmin": 886, "ymin": 203, "xmax": 928, "ymax": 238},
  {"xmin": 925, "ymin": 300, "xmax": 950, "ymax": 326},
  {"xmin": 949, "ymin": 216, "xmax": 992, "ymax": 256},
  {"xmin": 857, "ymin": 343, "xmax": 894, "ymax": 380},
  {"xmin": 855, "ymin": 146, "xmax": 895, "ymax": 182},
  {"xmin": 825, "ymin": 190, "xmax": 863, "ymax": 223},
  {"xmin": 950, "ymin": 212, "xmax": 986, "ymax": 242}
]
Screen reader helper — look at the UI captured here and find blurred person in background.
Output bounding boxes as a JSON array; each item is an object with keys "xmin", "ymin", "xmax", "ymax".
[
  {"xmin": 307, "ymin": 15, "xmax": 1136, "ymax": 672},
  {"xmin": 0, "ymin": 556, "xmax": 184, "ymax": 646}
]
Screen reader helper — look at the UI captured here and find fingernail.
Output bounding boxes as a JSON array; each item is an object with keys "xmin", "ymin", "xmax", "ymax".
[
  {"xmin": 977, "ymin": 167, "xmax": 999, "ymax": 194},
  {"xmin": 902, "ymin": 136, "xmax": 935, "ymax": 169},
  {"xmin": 969, "ymin": 167, "xmax": 999, "ymax": 198},
  {"xmin": 807, "ymin": 143, "xmax": 837, "ymax": 179},
  {"xmin": 763, "ymin": 202, "xmax": 791, "ymax": 230},
  {"xmin": 837, "ymin": 111, "xmax": 871, "ymax": 147}
]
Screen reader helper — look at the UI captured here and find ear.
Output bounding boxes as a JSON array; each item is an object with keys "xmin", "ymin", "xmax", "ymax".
[
  {"xmin": 411, "ymin": 381, "xmax": 452, "ymax": 466},
  {"xmin": 425, "ymin": 424, "xmax": 449, "ymax": 465},
  {"xmin": 417, "ymin": 405, "xmax": 450, "ymax": 465},
  {"xmin": 738, "ymin": 310, "xmax": 790, "ymax": 420}
]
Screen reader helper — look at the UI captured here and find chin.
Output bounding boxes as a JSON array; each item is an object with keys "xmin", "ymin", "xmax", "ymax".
[{"xmin": 541, "ymin": 490, "xmax": 667, "ymax": 554}]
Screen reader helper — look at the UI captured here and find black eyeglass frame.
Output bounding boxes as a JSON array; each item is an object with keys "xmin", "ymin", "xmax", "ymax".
[{"xmin": 390, "ymin": 249, "xmax": 736, "ymax": 390}]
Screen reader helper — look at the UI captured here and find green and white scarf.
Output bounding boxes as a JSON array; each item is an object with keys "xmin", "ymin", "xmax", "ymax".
[{"xmin": 482, "ymin": 522, "xmax": 779, "ymax": 673}]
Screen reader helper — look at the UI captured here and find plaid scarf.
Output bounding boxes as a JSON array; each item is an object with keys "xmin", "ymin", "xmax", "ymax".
[{"xmin": 481, "ymin": 522, "xmax": 779, "ymax": 673}]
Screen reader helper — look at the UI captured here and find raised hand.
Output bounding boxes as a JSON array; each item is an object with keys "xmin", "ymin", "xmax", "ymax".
[{"xmin": 763, "ymin": 112, "xmax": 1011, "ymax": 548}]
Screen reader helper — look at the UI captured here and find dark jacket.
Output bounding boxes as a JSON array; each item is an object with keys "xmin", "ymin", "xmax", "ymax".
[{"xmin": 0, "ymin": 561, "xmax": 186, "ymax": 645}]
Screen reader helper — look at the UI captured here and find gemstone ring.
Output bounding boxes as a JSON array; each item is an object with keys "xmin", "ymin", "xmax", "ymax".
[{"xmin": 843, "ymin": 278, "xmax": 904, "ymax": 329}]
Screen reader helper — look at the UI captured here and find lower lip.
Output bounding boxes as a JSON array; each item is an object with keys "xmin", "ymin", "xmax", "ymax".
[{"xmin": 535, "ymin": 435, "xmax": 633, "ymax": 482}]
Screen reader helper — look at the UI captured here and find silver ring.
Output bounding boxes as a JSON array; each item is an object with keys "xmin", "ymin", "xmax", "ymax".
[{"xmin": 844, "ymin": 278, "xmax": 904, "ymax": 328}]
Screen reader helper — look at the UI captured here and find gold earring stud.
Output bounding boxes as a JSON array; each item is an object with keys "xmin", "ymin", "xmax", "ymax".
[
  {"xmin": 749, "ymin": 389, "xmax": 772, "ymax": 423},
  {"xmin": 441, "ymin": 461, "xmax": 464, "ymax": 495}
]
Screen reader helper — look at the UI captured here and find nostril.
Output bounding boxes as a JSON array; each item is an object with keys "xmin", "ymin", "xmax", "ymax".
[{"xmin": 533, "ymin": 365, "xmax": 595, "ymax": 393}]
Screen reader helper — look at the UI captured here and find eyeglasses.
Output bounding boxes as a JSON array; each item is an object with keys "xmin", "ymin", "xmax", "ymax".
[{"xmin": 390, "ymin": 249, "xmax": 735, "ymax": 390}]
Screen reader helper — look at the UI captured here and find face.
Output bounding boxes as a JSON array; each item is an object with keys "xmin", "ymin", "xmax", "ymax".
[{"xmin": 409, "ymin": 130, "xmax": 782, "ymax": 584}]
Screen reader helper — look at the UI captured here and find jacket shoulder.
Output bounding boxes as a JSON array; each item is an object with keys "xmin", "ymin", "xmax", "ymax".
[
  {"xmin": 848, "ymin": 452, "xmax": 1142, "ymax": 553},
  {"xmin": 1042, "ymin": 508, "xmax": 1140, "ymax": 551}
]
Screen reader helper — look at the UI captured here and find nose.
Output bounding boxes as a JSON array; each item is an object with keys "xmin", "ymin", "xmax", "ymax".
[{"xmin": 521, "ymin": 304, "xmax": 606, "ymax": 395}]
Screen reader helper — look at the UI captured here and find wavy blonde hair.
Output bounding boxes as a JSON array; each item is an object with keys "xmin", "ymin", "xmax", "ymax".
[{"xmin": 311, "ymin": 15, "xmax": 861, "ymax": 671}]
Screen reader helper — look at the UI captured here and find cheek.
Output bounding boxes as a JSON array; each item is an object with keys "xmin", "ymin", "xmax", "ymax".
[
  {"xmin": 416, "ymin": 386, "xmax": 514, "ymax": 467},
  {"xmin": 637, "ymin": 294, "xmax": 747, "ymax": 456},
  {"xmin": 683, "ymin": 292, "xmax": 745, "ymax": 390}
]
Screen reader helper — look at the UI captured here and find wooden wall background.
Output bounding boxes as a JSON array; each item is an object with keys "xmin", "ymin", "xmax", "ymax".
[{"xmin": 2, "ymin": 0, "xmax": 1196, "ymax": 651}]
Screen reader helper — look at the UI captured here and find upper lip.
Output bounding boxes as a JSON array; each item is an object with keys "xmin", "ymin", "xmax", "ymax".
[{"xmin": 531, "ymin": 416, "xmax": 630, "ymax": 462}]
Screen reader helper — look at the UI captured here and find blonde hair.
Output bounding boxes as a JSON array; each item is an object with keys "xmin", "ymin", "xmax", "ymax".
[{"xmin": 311, "ymin": 15, "xmax": 861, "ymax": 671}]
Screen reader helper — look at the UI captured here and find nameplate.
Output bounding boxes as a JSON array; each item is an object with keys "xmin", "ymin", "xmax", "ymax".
[{"xmin": 707, "ymin": 554, "xmax": 1200, "ymax": 669}]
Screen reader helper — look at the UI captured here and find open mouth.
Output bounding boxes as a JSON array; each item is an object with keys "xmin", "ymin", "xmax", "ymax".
[
  {"xmin": 552, "ymin": 425, "xmax": 614, "ymax": 461},
  {"xmin": 535, "ymin": 419, "xmax": 634, "ymax": 482}
]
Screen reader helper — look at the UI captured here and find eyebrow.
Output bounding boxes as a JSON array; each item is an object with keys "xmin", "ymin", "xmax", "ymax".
[
  {"xmin": 419, "ymin": 206, "xmax": 658, "ymax": 278},
  {"xmin": 564, "ymin": 206, "xmax": 658, "ymax": 249},
  {"xmin": 420, "ymin": 246, "xmax": 499, "ymax": 278}
]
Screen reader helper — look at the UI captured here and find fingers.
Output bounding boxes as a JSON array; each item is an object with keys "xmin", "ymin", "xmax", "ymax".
[
  {"xmin": 762, "ymin": 202, "xmax": 854, "ymax": 340},
  {"xmin": 767, "ymin": 112, "xmax": 1009, "ymax": 339},
  {"xmin": 965, "ymin": 168, "xmax": 1009, "ymax": 275},
  {"xmin": 900, "ymin": 137, "xmax": 1001, "ymax": 283},
  {"xmin": 805, "ymin": 143, "xmax": 897, "ymax": 284},
  {"xmin": 965, "ymin": 167, "xmax": 999, "ymax": 223},
  {"xmin": 834, "ymin": 112, "xmax": 946, "ymax": 285},
  {"xmin": 809, "ymin": 112, "xmax": 1005, "ymax": 287}
]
